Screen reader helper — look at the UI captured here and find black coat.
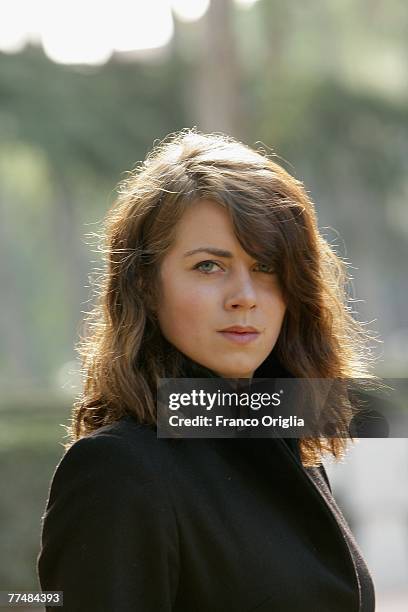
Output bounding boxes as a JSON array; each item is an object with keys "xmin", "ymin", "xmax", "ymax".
[{"xmin": 37, "ymin": 412, "xmax": 375, "ymax": 611}]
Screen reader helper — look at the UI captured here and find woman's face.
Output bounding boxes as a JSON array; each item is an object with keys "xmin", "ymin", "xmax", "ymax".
[{"xmin": 156, "ymin": 199, "xmax": 287, "ymax": 378}]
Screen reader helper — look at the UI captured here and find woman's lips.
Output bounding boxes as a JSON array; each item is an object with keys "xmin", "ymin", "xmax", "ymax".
[{"xmin": 218, "ymin": 331, "xmax": 260, "ymax": 344}]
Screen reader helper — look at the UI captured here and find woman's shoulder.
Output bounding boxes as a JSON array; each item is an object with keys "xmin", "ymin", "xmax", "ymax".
[
  {"xmin": 85, "ymin": 412, "xmax": 159, "ymax": 450},
  {"xmin": 53, "ymin": 415, "xmax": 170, "ymax": 490},
  {"xmin": 39, "ymin": 416, "xmax": 180, "ymax": 607}
]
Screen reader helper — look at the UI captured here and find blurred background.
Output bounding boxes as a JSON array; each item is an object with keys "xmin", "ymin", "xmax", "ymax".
[{"xmin": 0, "ymin": 0, "xmax": 407, "ymax": 610}]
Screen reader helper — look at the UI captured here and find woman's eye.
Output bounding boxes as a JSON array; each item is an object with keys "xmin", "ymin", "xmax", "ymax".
[
  {"xmin": 193, "ymin": 260, "xmax": 275, "ymax": 275},
  {"xmin": 255, "ymin": 262, "xmax": 275, "ymax": 274},
  {"xmin": 194, "ymin": 260, "xmax": 222, "ymax": 274}
]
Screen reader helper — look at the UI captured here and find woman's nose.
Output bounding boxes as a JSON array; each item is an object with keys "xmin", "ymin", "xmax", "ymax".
[{"xmin": 224, "ymin": 271, "xmax": 257, "ymax": 310}]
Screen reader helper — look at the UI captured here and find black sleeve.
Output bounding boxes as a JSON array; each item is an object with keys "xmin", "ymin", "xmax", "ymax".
[{"xmin": 37, "ymin": 434, "xmax": 179, "ymax": 611}]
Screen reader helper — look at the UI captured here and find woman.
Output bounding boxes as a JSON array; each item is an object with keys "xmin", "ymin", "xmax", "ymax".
[{"xmin": 37, "ymin": 129, "xmax": 376, "ymax": 611}]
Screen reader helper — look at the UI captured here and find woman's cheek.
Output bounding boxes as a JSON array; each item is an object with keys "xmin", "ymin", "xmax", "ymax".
[{"xmin": 184, "ymin": 282, "xmax": 217, "ymax": 310}]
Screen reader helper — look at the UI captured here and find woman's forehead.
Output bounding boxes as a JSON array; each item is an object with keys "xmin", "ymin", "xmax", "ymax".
[
  {"xmin": 169, "ymin": 202, "xmax": 235, "ymax": 249},
  {"xmin": 177, "ymin": 198, "xmax": 229, "ymax": 224},
  {"xmin": 167, "ymin": 200, "xmax": 278, "ymax": 262}
]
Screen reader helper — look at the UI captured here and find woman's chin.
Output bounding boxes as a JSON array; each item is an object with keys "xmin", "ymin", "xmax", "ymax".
[{"xmin": 213, "ymin": 366, "xmax": 255, "ymax": 379}]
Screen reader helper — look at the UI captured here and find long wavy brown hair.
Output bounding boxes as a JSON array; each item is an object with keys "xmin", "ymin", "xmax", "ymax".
[{"xmin": 67, "ymin": 128, "xmax": 376, "ymax": 466}]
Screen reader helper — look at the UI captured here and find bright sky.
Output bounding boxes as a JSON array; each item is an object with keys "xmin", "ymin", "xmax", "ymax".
[{"xmin": 0, "ymin": 0, "xmax": 259, "ymax": 66}]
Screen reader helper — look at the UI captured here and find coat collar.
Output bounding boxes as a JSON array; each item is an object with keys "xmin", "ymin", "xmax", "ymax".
[
  {"xmin": 178, "ymin": 348, "xmax": 292, "ymax": 380},
  {"xmin": 177, "ymin": 349, "xmax": 301, "ymax": 464}
]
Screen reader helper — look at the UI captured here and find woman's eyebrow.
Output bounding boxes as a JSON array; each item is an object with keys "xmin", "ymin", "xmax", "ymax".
[{"xmin": 183, "ymin": 247, "xmax": 233, "ymax": 258}]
